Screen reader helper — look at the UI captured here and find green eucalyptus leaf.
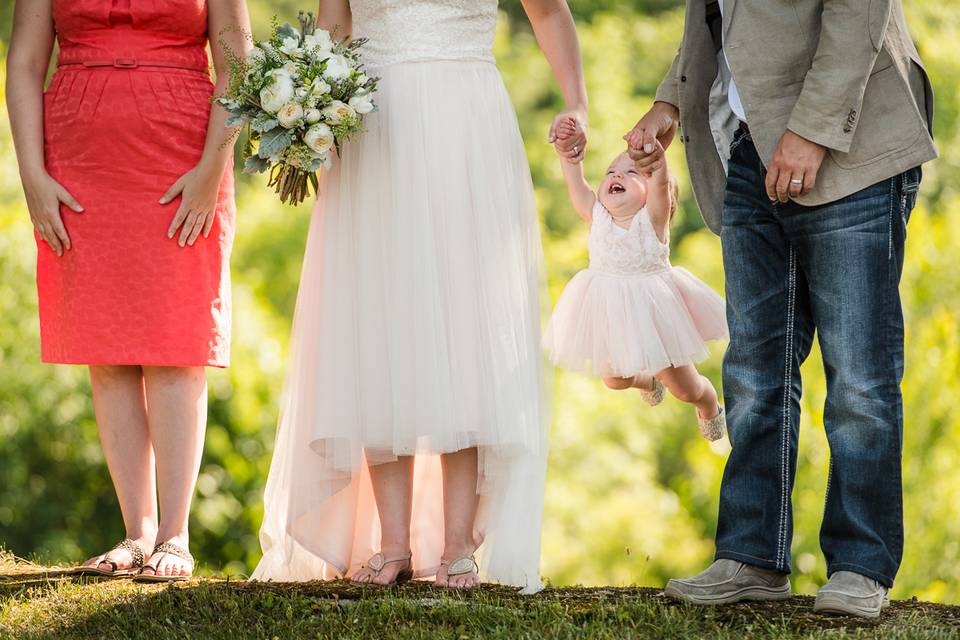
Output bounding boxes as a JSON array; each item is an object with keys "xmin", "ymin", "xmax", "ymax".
[
  {"xmin": 243, "ymin": 155, "xmax": 272, "ymax": 174},
  {"xmin": 258, "ymin": 128, "xmax": 293, "ymax": 159}
]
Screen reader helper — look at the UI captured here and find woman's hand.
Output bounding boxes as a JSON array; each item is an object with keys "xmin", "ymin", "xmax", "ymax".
[
  {"xmin": 550, "ymin": 109, "xmax": 588, "ymax": 163},
  {"xmin": 161, "ymin": 164, "xmax": 222, "ymax": 247},
  {"xmin": 22, "ymin": 169, "xmax": 84, "ymax": 257}
]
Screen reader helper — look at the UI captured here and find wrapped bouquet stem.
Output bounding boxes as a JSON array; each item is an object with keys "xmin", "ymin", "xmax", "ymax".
[{"xmin": 217, "ymin": 11, "xmax": 378, "ymax": 205}]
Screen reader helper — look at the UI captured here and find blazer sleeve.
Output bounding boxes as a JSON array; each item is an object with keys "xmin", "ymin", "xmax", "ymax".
[
  {"xmin": 654, "ymin": 49, "xmax": 682, "ymax": 108},
  {"xmin": 787, "ymin": 0, "xmax": 892, "ymax": 153}
]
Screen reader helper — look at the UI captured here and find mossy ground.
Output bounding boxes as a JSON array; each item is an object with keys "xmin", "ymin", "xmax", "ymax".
[{"xmin": 2, "ymin": 553, "xmax": 959, "ymax": 639}]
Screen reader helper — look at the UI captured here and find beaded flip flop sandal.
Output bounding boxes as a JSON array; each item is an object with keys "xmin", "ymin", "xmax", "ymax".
[
  {"xmin": 438, "ymin": 555, "xmax": 480, "ymax": 590},
  {"xmin": 133, "ymin": 541, "xmax": 194, "ymax": 583},
  {"xmin": 352, "ymin": 552, "xmax": 414, "ymax": 586},
  {"xmin": 75, "ymin": 539, "xmax": 145, "ymax": 577}
]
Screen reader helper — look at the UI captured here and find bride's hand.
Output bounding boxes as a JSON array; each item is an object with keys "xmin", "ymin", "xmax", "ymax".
[
  {"xmin": 161, "ymin": 162, "xmax": 222, "ymax": 247},
  {"xmin": 549, "ymin": 109, "xmax": 587, "ymax": 163},
  {"xmin": 21, "ymin": 169, "xmax": 84, "ymax": 257}
]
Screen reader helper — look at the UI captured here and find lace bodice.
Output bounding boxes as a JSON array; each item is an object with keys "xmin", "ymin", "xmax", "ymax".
[
  {"xmin": 588, "ymin": 201, "xmax": 671, "ymax": 276},
  {"xmin": 349, "ymin": 0, "xmax": 498, "ymax": 67}
]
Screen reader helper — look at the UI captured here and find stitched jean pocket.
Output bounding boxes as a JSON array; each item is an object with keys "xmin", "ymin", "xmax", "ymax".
[{"xmin": 900, "ymin": 167, "xmax": 921, "ymax": 227}]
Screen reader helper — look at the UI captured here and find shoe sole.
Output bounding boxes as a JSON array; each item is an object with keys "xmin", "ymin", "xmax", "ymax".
[
  {"xmin": 663, "ymin": 582, "xmax": 792, "ymax": 606},
  {"xmin": 813, "ymin": 595, "xmax": 883, "ymax": 619}
]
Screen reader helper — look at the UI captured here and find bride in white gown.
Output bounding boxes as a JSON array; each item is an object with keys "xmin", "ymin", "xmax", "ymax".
[{"xmin": 253, "ymin": 0, "xmax": 587, "ymax": 592}]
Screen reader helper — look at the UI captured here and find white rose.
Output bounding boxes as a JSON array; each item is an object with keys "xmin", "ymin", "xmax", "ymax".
[
  {"xmin": 304, "ymin": 123, "xmax": 335, "ymax": 154},
  {"xmin": 304, "ymin": 30, "xmax": 333, "ymax": 52},
  {"xmin": 260, "ymin": 72, "xmax": 295, "ymax": 113},
  {"xmin": 282, "ymin": 60, "xmax": 299, "ymax": 77},
  {"xmin": 279, "ymin": 36, "xmax": 302, "ymax": 58},
  {"xmin": 322, "ymin": 100, "xmax": 356, "ymax": 124},
  {"xmin": 277, "ymin": 102, "xmax": 304, "ymax": 128},
  {"xmin": 323, "ymin": 54, "xmax": 352, "ymax": 81},
  {"xmin": 247, "ymin": 47, "xmax": 267, "ymax": 66},
  {"xmin": 348, "ymin": 95, "xmax": 374, "ymax": 115},
  {"xmin": 305, "ymin": 109, "xmax": 322, "ymax": 124},
  {"xmin": 311, "ymin": 77, "xmax": 331, "ymax": 97}
]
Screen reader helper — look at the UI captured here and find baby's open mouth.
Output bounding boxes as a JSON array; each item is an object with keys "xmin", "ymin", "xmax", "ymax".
[{"xmin": 608, "ymin": 182, "xmax": 626, "ymax": 195}]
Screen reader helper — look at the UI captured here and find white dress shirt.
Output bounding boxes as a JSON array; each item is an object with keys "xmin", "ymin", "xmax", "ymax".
[{"xmin": 717, "ymin": 1, "xmax": 746, "ymax": 121}]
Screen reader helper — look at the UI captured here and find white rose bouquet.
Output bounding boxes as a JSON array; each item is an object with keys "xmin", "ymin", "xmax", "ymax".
[{"xmin": 217, "ymin": 12, "xmax": 378, "ymax": 204}]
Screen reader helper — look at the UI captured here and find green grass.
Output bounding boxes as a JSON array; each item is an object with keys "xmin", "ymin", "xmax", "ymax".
[{"xmin": 2, "ymin": 554, "xmax": 959, "ymax": 639}]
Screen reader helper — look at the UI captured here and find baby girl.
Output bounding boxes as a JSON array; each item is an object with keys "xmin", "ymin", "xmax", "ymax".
[{"xmin": 543, "ymin": 119, "xmax": 729, "ymax": 440}]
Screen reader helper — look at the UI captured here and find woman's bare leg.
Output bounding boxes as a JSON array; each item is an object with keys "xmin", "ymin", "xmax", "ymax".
[
  {"xmin": 352, "ymin": 456, "xmax": 415, "ymax": 585},
  {"xmin": 84, "ymin": 365, "xmax": 157, "ymax": 571},
  {"xmin": 139, "ymin": 365, "xmax": 207, "ymax": 577},
  {"xmin": 436, "ymin": 447, "xmax": 481, "ymax": 589}
]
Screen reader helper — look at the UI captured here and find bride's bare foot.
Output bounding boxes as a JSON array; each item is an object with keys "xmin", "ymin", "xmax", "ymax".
[
  {"xmin": 351, "ymin": 549, "xmax": 413, "ymax": 586},
  {"xmin": 435, "ymin": 547, "xmax": 480, "ymax": 589},
  {"xmin": 81, "ymin": 535, "xmax": 153, "ymax": 575}
]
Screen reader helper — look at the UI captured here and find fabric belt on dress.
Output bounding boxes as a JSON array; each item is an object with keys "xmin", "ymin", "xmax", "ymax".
[{"xmin": 57, "ymin": 58, "xmax": 208, "ymax": 72}]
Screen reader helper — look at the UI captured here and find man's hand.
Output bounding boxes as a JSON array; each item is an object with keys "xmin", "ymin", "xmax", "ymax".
[
  {"xmin": 624, "ymin": 101, "xmax": 679, "ymax": 174},
  {"xmin": 765, "ymin": 129, "xmax": 828, "ymax": 203}
]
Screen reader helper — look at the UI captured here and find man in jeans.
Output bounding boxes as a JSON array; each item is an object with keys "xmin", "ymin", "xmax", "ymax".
[{"xmin": 628, "ymin": 0, "xmax": 936, "ymax": 618}]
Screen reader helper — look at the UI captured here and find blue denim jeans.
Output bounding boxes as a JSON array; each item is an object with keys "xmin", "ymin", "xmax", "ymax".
[{"xmin": 714, "ymin": 127, "xmax": 921, "ymax": 588}]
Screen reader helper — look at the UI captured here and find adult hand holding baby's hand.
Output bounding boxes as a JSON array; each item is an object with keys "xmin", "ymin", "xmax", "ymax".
[
  {"xmin": 624, "ymin": 101, "xmax": 679, "ymax": 174},
  {"xmin": 549, "ymin": 109, "xmax": 588, "ymax": 164}
]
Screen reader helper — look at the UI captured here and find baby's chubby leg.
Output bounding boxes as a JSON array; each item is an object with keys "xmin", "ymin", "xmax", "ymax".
[
  {"xmin": 602, "ymin": 374, "xmax": 655, "ymax": 391},
  {"xmin": 656, "ymin": 365, "xmax": 720, "ymax": 420},
  {"xmin": 656, "ymin": 365, "xmax": 719, "ymax": 418}
]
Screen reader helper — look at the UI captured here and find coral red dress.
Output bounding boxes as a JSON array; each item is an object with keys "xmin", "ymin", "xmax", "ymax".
[{"xmin": 39, "ymin": 0, "xmax": 234, "ymax": 367}]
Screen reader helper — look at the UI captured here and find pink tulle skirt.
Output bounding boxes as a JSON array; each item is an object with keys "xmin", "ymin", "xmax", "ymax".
[{"xmin": 543, "ymin": 266, "xmax": 728, "ymax": 377}]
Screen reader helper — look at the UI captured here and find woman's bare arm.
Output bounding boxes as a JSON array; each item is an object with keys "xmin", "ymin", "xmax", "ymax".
[
  {"xmin": 161, "ymin": 0, "xmax": 252, "ymax": 246},
  {"xmin": 7, "ymin": 0, "xmax": 84, "ymax": 256},
  {"xmin": 521, "ymin": 0, "xmax": 588, "ymax": 163},
  {"xmin": 317, "ymin": 0, "xmax": 351, "ymax": 38}
]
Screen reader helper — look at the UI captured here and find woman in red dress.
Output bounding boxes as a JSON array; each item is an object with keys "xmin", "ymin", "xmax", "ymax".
[{"xmin": 7, "ymin": 0, "xmax": 250, "ymax": 579}]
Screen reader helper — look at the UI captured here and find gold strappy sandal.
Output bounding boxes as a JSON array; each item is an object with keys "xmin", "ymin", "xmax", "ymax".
[
  {"xmin": 76, "ymin": 539, "xmax": 145, "ymax": 577},
  {"xmin": 134, "ymin": 541, "xmax": 194, "ymax": 583},
  {"xmin": 438, "ymin": 555, "xmax": 480, "ymax": 590},
  {"xmin": 352, "ymin": 552, "xmax": 414, "ymax": 586}
]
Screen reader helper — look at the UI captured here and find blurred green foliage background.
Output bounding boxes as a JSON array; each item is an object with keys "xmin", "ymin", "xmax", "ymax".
[{"xmin": 1, "ymin": 0, "xmax": 959, "ymax": 603}]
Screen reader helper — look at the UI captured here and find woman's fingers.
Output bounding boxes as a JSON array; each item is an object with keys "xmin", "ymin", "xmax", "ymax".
[
  {"xmin": 50, "ymin": 216, "xmax": 72, "ymax": 252},
  {"xmin": 186, "ymin": 211, "xmax": 207, "ymax": 246},
  {"xmin": 202, "ymin": 210, "xmax": 216, "ymax": 239},
  {"xmin": 159, "ymin": 177, "xmax": 185, "ymax": 205},
  {"xmin": 178, "ymin": 210, "xmax": 201, "ymax": 246},
  {"xmin": 39, "ymin": 222, "xmax": 63, "ymax": 256},
  {"xmin": 167, "ymin": 202, "xmax": 190, "ymax": 239},
  {"xmin": 56, "ymin": 185, "xmax": 84, "ymax": 213}
]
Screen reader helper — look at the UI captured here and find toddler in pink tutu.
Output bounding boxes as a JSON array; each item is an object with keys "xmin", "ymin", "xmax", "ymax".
[{"xmin": 543, "ymin": 119, "xmax": 729, "ymax": 440}]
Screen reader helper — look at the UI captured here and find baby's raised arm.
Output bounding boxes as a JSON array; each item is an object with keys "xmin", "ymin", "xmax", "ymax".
[
  {"xmin": 556, "ymin": 117, "xmax": 595, "ymax": 222},
  {"xmin": 640, "ymin": 142, "xmax": 675, "ymax": 241}
]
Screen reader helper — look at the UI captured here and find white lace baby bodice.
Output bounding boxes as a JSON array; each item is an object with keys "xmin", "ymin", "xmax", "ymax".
[
  {"xmin": 588, "ymin": 201, "xmax": 671, "ymax": 277},
  {"xmin": 349, "ymin": 0, "xmax": 498, "ymax": 68}
]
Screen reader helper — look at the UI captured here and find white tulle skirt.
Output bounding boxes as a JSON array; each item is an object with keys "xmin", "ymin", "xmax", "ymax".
[
  {"xmin": 252, "ymin": 59, "xmax": 550, "ymax": 593},
  {"xmin": 543, "ymin": 266, "xmax": 728, "ymax": 377}
]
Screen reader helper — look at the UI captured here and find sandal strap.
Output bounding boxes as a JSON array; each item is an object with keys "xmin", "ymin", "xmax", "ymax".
[
  {"xmin": 441, "ymin": 555, "xmax": 478, "ymax": 577},
  {"xmin": 151, "ymin": 541, "xmax": 194, "ymax": 564},
  {"xmin": 363, "ymin": 551, "xmax": 412, "ymax": 574},
  {"xmin": 112, "ymin": 539, "xmax": 145, "ymax": 568}
]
